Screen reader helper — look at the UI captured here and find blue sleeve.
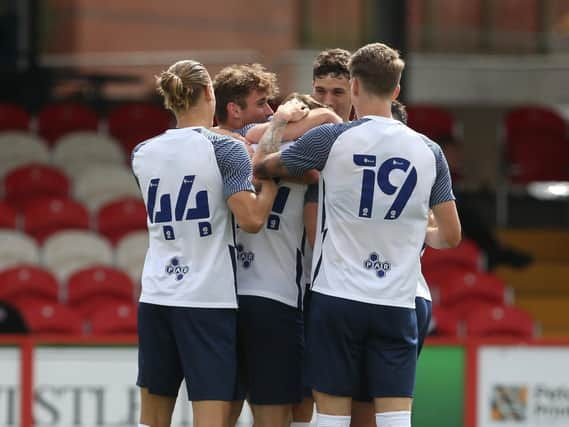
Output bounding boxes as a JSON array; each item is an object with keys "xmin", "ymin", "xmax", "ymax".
[
  {"xmin": 233, "ymin": 123, "xmax": 258, "ymax": 137},
  {"xmin": 427, "ymin": 141, "xmax": 456, "ymax": 207},
  {"xmin": 205, "ymin": 130, "xmax": 255, "ymax": 199},
  {"xmin": 281, "ymin": 119, "xmax": 368, "ymax": 176},
  {"xmin": 304, "ymin": 183, "xmax": 318, "ymax": 205}
]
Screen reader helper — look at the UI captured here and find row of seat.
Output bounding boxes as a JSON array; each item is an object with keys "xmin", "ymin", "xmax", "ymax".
[
  {"xmin": 0, "ymin": 264, "xmax": 136, "ymax": 317},
  {"xmin": 2, "ymin": 101, "xmax": 568, "ymax": 184},
  {"xmin": 0, "ymin": 130, "xmax": 127, "ymax": 180},
  {"xmin": 0, "ymin": 102, "xmax": 172, "ymax": 154},
  {"xmin": 0, "ymin": 229, "xmax": 147, "ymax": 282},
  {"xmin": 0, "ymin": 160, "xmax": 141, "ymax": 215},
  {"xmin": 18, "ymin": 300, "xmax": 137, "ymax": 335},
  {"xmin": 0, "ymin": 195, "xmax": 146, "ymax": 244}
]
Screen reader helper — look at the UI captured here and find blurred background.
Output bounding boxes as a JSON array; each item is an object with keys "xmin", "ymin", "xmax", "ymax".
[{"xmin": 1, "ymin": 1, "xmax": 569, "ymax": 426}]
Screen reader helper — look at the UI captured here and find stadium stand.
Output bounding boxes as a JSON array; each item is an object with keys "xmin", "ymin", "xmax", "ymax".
[
  {"xmin": 52, "ymin": 131, "xmax": 125, "ymax": 179},
  {"xmin": 90, "ymin": 301, "xmax": 138, "ymax": 335},
  {"xmin": 0, "ymin": 265, "xmax": 60, "ymax": 307},
  {"xmin": 0, "ymin": 132, "xmax": 50, "ymax": 178},
  {"xmin": 0, "ymin": 201, "xmax": 17, "ymax": 229},
  {"xmin": 0, "ymin": 230, "xmax": 41, "ymax": 269},
  {"xmin": 42, "ymin": 230, "xmax": 114, "ymax": 282},
  {"xmin": 108, "ymin": 102, "xmax": 172, "ymax": 155},
  {"xmin": 465, "ymin": 304, "xmax": 536, "ymax": 338},
  {"xmin": 406, "ymin": 104, "xmax": 459, "ymax": 140},
  {"xmin": 73, "ymin": 164, "xmax": 141, "ymax": 212},
  {"xmin": 96, "ymin": 197, "xmax": 147, "ymax": 245},
  {"xmin": 23, "ymin": 197, "xmax": 90, "ymax": 243},
  {"xmin": 37, "ymin": 102, "xmax": 99, "ymax": 145},
  {"xmin": 66, "ymin": 266, "xmax": 134, "ymax": 318},
  {"xmin": 0, "ymin": 102, "xmax": 30, "ymax": 131},
  {"xmin": 4, "ymin": 164, "xmax": 70, "ymax": 211},
  {"xmin": 19, "ymin": 302, "xmax": 84, "ymax": 335},
  {"xmin": 503, "ymin": 106, "xmax": 569, "ymax": 184},
  {"xmin": 115, "ymin": 230, "xmax": 147, "ymax": 283}
]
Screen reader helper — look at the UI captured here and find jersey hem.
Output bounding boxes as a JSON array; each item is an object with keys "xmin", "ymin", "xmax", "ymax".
[
  {"xmin": 236, "ymin": 289, "xmax": 299, "ymax": 309},
  {"xmin": 139, "ymin": 296, "xmax": 238, "ymax": 309},
  {"xmin": 311, "ymin": 288, "xmax": 416, "ymax": 309}
]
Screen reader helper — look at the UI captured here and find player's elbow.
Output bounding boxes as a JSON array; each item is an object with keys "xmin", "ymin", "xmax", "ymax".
[
  {"xmin": 235, "ymin": 213, "xmax": 265, "ymax": 233},
  {"xmin": 444, "ymin": 229, "xmax": 462, "ymax": 248}
]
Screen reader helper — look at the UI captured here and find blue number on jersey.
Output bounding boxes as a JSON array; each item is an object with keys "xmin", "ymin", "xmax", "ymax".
[
  {"xmin": 147, "ymin": 175, "xmax": 211, "ymax": 238},
  {"xmin": 353, "ymin": 155, "xmax": 417, "ymax": 220},
  {"xmin": 267, "ymin": 186, "xmax": 290, "ymax": 230}
]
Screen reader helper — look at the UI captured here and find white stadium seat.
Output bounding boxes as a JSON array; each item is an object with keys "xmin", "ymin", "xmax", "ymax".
[
  {"xmin": 73, "ymin": 164, "xmax": 141, "ymax": 212},
  {"xmin": 0, "ymin": 230, "xmax": 40, "ymax": 269},
  {"xmin": 116, "ymin": 230, "xmax": 148, "ymax": 284},
  {"xmin": 0, "ymin": 131, "xmax": 50, "ymax": 178},
  {"xmin": 42, "ymin": 230, "xmax": 114, "ymax": 282},
  {"xmin": 52, "ymin": 131, "xmax": 125, "ymax": 179}
]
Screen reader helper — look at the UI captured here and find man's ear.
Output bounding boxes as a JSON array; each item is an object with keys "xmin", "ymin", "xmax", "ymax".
[
  {"xmin": 351, "ymin": 78, "xmax": 359, "ymax": 97},
  {"xmin": 227, "ymin": 101, "xmax": 241, "ymax": 119},
  {"xmin": 392, "ymin": 84, "xmax": 401, "ymax": 101}
]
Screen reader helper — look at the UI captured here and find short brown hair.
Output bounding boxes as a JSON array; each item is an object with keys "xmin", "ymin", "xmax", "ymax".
[
  {"xmin": 349, "ymin": 43, "xmax": 405, "ymax": 98},
  {"xmin": 313, "ymin": 48, "xmax": 351, "ymax": 80},
  {"xmin": 155, "ymin": 60, "xmax": 210, "ymax": 112},
  {"xmin": 213, "ymin": 64, "xmax": 278, "ymax": 124}
]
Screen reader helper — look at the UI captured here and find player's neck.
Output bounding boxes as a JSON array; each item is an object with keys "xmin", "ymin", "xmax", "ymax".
[
  {"xmin": 176, "ymin": 107, "xmax": 213, "ymax": 129},
  {"xmin": 217, "ymin": 118, "xmax": 244, "ymax": 131},
  {"xmin": 354, "ymin": 98, "xmax": 392, "ymax": 120}
]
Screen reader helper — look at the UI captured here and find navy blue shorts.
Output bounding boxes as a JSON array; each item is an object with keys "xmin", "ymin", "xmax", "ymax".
[
  {"xmin": 137, "ymin": 302, "xmax": 238, "ymax": 401},
  {"xmin": 307, "ymin": 292, "xmax": 417, "ymax": 400},
  {"xmin": 235, "ymin": 295, "xmax": 304, "ymax": 405},
  {"xmin": 302, "ymin": 288, "xmax": 314, "ymax": 398},
  {"xmin": 415, "ymin": 297, "xmax": 432, "ymax": 356}
]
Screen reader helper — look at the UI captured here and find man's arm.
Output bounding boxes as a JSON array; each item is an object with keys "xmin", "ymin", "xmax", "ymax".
[
  {"xmin": 425, "ymin": 201, "xmax": 461, "ymax": 248},
  {"xmin": 245, "ymin": 107, "xmax": 342, "ymax": 143}
]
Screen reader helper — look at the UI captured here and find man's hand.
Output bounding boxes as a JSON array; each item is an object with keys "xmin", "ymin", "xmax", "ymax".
[{"xmin": 274, "ymin": 99, "xmax": 309, "ymax": 123}]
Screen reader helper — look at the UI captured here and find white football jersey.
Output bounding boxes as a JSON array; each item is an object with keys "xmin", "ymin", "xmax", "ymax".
[
  {"xmin": 236, "ymin": 142, "xmax": 308, "ymax": 308},
  {"xmin": 131, "ymin": 127, "xmax": 254, "ymax": 308},
  {"xmin": 282, "ymin": 116, "xmax": 454, "ymax": 309}
]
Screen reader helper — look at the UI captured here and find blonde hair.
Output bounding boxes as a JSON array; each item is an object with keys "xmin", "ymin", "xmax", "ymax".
[
  {"xmin": 282, "ymin": 92, "xmax": 328, "ymax": 110},
  {"xmin": 156, "ymin": 60, "xmax": 211, "ymax": 112}
]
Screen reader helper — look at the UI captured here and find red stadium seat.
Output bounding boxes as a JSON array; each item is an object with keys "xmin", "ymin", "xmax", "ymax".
[
  {"xmin": 406, "ymin": 104, "xmax": 456, "ymax": 140},
  {"xmin": 422, "ymin": 239, "xmax": 483, "ymax": 275},
  {"xmin": 108, "ymin": 102, "xmax": 172, "ymax": 155},
  {"xmin": 37, "ymin": 103, "xmax": 99, "ymax": 144},
  {"xmin": 0, "ymin": 265, "xmax": 60, "ymax": 306},
  {"xmin": 465, "ymin": 304, "xmax": 535, "ymax": 338},
  {"xmin": 96, "ymin": 197, "xmax": 147, "ymax": 245},
  {"xmin": 0, "ymin": 103, "xmax": 30, "ymax": 131},
  {"xmin": 503, "ymin": 107, "xmax": 569, "ymax": 184},
  {"xmin": 430, "ymin": 307, "xmax": 462, "ymax": 338},
  {"xmin": 4, "ymin": 164, "xmax": 70, "ymax": 211},
  {"xmin": 19, "ymin": 302, "xmax": 84, "ymax": 335},
  {"xmin": 67, "ymin": 266, "xmax": 134, "ymax": 318},
  {"xmin": 0, "ymin": 201, "xmax": 17, "ymax": 229},
  {"xmin": 438, "ymin": 271, "xmax": 507, "ymax": 316},
  {"xmin": 90, "ymin": 302, "xmax": 137, "ymax": 335},
  {"xmin": 23, "ymin": 197, "xmax": 90, "ymax": 243}
]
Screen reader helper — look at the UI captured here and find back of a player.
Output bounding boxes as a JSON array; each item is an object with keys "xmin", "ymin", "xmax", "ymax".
[
  {"xmin": 312, "ymin": 116, "xmax": 435, "ymax": 309},
  {"xmin": 132, "ymin": 127, "xmax": 237, "ymax": 308}
]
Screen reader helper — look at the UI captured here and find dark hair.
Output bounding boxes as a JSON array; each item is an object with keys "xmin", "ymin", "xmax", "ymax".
[
  {"xmin": 391, "ymin": 100, "xmax": 407, "ymax": 124},
  {"xmin": 155, "ymin": 60, "xmax": 210, "ymax": 112},
  {"xmin": 213, "ymin": 64, "xmax": 278, "ymax": 124},
  {"xmin": 349, "ymin": 43, "xmax": 405, "ymax": 97},
  {"xmin": 313, "ymin": 48, "xmax": 351, "ymax": 80}
]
